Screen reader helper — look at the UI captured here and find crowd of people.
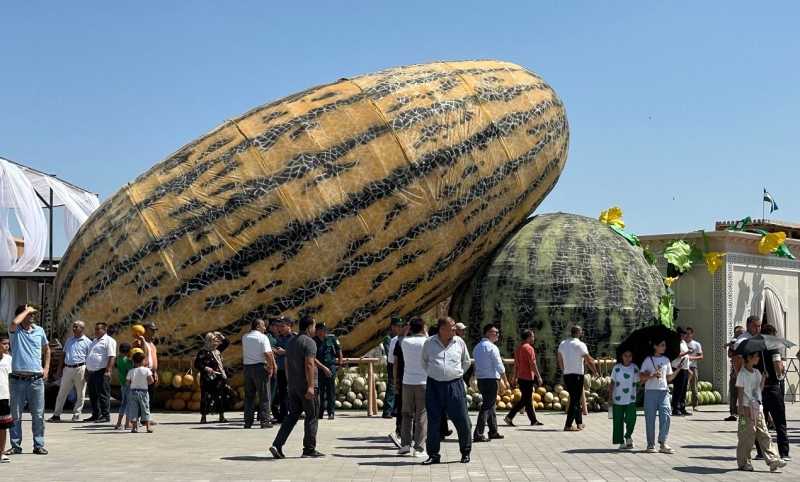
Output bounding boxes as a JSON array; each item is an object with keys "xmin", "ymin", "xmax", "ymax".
[{"xmin": 0, "ymin": 304, "xmax": 794, "ymax": 471}]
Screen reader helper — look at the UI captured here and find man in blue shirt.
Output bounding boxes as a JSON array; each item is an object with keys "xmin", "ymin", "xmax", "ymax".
[
  {"xmin": 6, "ymin": 305, "xmax": 50, "ymax": 456},
  {"xmin": 50, "ymin": 321, "xmax": 91, "ymax": 422},
  {"xmin": 472, "ymin": 324, "xmax": 510, "ymax": 442}
]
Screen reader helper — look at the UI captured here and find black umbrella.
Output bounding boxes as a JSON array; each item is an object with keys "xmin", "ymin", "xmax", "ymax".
[
  {"xmin": 617, "ymin": 324, "xmax": 682, "ymax": 369},
  {"xmin": 732, "ymin": 334, "xmax": 796, "ymax": 356}
]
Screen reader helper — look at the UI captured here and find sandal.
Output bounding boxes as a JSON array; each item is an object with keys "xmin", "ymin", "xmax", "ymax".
[
  {"xmin": 4, "ymin": 448, "xmax": 21, "ymax": 456},
  {"xmin": 33, "ymin": 447, "xmax": 48, "ymax": 455},
  {"xmin": 146, "ymin": 429, "xmax": 154, "ymax": 433},
  {"xmin": 0, "ymin": 455, "xmax": 10, "ymax": 463},
  {"xmin": 131, "ymin": 428, "xmax": 138, "ymax": 433}
]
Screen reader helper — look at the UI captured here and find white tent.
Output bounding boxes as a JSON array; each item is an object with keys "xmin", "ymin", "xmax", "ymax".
[{"xmin": 0, "ymin": 156, "xmax": 99, "ymax": 327}]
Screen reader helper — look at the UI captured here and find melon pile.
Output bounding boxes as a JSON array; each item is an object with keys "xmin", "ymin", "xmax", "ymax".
[
  {"xmin": 685, "ymin": 381, "xmax": 722, "ymax": 405},
  {"xmin": 163, "ymin": 372, "xmax": 204, "ymax": 412},
  {"xmin": 335, "ymin": 368, "xmax": 382, "ymax": 411}
]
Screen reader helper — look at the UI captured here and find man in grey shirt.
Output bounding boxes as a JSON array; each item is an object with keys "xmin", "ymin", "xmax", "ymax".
[
  {"xmin": 421, "ymin": 316, "xmax": 472, "ymax": 465},
  {"xmin": 270, "ymin": 315, "xmax": 324, "ymax": 459}
]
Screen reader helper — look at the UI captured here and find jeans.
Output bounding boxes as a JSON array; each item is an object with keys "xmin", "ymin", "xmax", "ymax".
[
  {"xmin": 644, "ymin": 389, "xmax": 671, "ymax": 447},
  {"xmin": 475, "ymin": 378, "xmax": 499, "ymax": 436},
  {"xmin": 53, "ymin": 365, "xmax": 87, "ymax": 417},
  {"xmin": 9, "ymin": 377, "xmax": 45, "ymax": 450},
  {"xmin": 425, "ymin": 377, "xmax": 472, "ymax": 458},
  {"xmin": 507, "ymin": 378, "xmax": 537, "ymax": 423},
  {"xmin": 118, "ymin": 386, "xmax": 130, "ymax": 415},
  {"xmin": 272, "ymin": 388, "xmax": 319, "ymax": 452},
  {"xmin": 563, "ymin": 374, "xmax": 584, "ymax": 428},
  {"xmin": 127, "ymin": 389, "xmax": 151, "ymax": 422},
  {"xmin": 384, "ymin": 363, "xmax": 395, "ymax": 416},
  {"xmin": 318, "ymin": 365, "xmax": 336, "ymax": 417},
  {"xmin": 762, "ymin": 384, "xmax": 789, "ymax": 457},
  {"xmin": 243, "ymin": 364, "xmax": 271, "ymax": 426},
  {"xmin": 671, "ymin": 369, "xmax": 688, "ymax": 413},
  {"xmin": 87, "ymin": 370, "xmax": 111, "ymax": 418}
]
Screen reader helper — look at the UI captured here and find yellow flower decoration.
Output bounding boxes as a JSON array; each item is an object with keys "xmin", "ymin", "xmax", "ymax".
[
  {"xmin": 758, "ymin": 232, "xmax": 787, "ymax": 255},
  {"xmin": 703, "ymin": 252, "xmax": 726, "ymax": 275},
  {"xmin": 664, "ymin": 277, "xmax": 678, "ymax": 287},
  {"xmin": 599, "ymin": 206, "xmax": 625, "ymax": 230}
]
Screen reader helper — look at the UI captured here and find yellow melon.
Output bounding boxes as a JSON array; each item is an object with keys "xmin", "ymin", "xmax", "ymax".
[
  {"xmin": 497, "ymin": 401, "xmax": 506, "ymax": 409},
  {"xmin": 180, "ymin": 392, "xmax": 192, "ymax": 402},
  {"xmin": 172, "ymin": 399, "xmax": 186, "ymax": 411},
  {"xmin": 537, "ymin": 402, "xmax": 544, "ymax": 410},
  {"xmin": 501, "ymin": 396, "xmax": 511, "ymax": 403},
  {"xmin": 182, "ymin": 374, "xmax": 194, "ymax": 386},
  {"xmin": 164, "ymin": 399, "xmax": 174, "ymax": 410},
  {"xmin": 192, "ymin": 392, "xmax": 202, "ymax": 402},
  {"xmin": 131, "ymin": 325, "xmax": 145, "ymax": 337},
  {"xmin": 532, "ymin": 393, "xmax": 541, "ymax": 403},
  {"xmin": 172, "ymin": 375, "xmax": 183, "ymax": 388},
  {"xmin": 536, "ymin": 387, "xmax": 547, "ymax": 396}
]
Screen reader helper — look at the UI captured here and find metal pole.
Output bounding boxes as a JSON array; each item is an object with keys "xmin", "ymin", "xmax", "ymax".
[{"xmin": 49, "ymin": 188, "xmax": 54, "ymax": 271}]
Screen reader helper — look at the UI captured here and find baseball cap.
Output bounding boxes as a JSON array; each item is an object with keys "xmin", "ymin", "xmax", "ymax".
[
  {"xmin": 277, "ymin": 316, "xmax": 292, "ymax": 325},
  {"xmin": 390, "ymin": 317, "xmax": 403, "ymax": 326},
  {"xmin": 141, "ymin": 322, "xmax": 158, "ymax": 330},
  {"xmin": 454, "ymin": 322, "xmax": 467, "ymax": 330},
  {"xmin": 119, "ymin": 342, "xmax": 132, "ymax": 353},
  {"xmin": 316, "ymin": 322, "xmax": 329, "ymax": 331}
]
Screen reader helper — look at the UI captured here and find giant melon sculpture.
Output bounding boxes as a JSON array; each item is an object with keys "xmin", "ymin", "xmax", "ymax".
[
  {"xmin": 449, "ymin": 212, "xmax": 666, "ymax": 384},
  {"xmin": 53, "ymin": 60, "xmax": 569, "ymax": 370}
]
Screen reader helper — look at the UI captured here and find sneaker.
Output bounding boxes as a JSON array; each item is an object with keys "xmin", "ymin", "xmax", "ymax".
[
  {"xmin": 769, "ymin": 459, "xmax": 787, "ymax": 472},
  {"xmin": 260, "ymin": 422, "xmax": 273, "ymax": 429},
  {"xmin": 397, "ymin": 445, "xmax": 411, "ymax": 455},
  {"xmin": 680, "ymin": 410, "xmax": 692, "ymax": 417},
  {"xmin": 461, "ymin": 455, "xmax": 470, "ymax": 463},
  {"xmin": 413, "ymin": 449, "xmax": 427, "ymax": 458},
  {"xmin": 0, "ymin": 455, "xmax": 9, "ymax": 463},
  {"xmin": 71, "ymin": 415, "xmax": 81, "ymax": 422},
  {"xmin": 94, "ymin": 417, "xmax": 110, "ymax": 423},
  {"xmin": 473, "ymin": 434, "xmax": 488, "ymax": 442},
  {"xmin": 738, "ymin": 463, "xmax": 754, "ymax": 471},
  {"xmin": 782, "ymin": 456, "xmax": 792, "ymax": 461},
  {"xmin": 724, "ymin": 415, "xmax": 738, "ymax": 422},
  {"xmin": 659, "ymin": 443, "xmax": 674, "ymax": 454},
  {"xmin": 269, "ymin": 446, "xmax": 285, "ymax": 459},
  {"xmin": 301, "ymin": 449, "xmax": 326, "ymax": 458},
  {"xmin": 646, "ymin": 446, "xmax": 657, "ymax": 453},
  {"xmin": 531, "ymin": 421, "xmax": 544, "ymax": 426},
  {"xmin": 49, "ymin": 415, "xmax": 61, "ymax": 422},
  {"xmin": 421, "ymin": 456, "xmax": 440, "ymax": 465},
  {"xmin": 563, "ymin": 426, "xmax": 580, "ymax": 432},
  {"xmin": 388, "ymin": 432, "xmax": 401, "ymax": 448},
  {"xmin": 626, "ymin": 437, "xmax": 635, "ymax": 449},
  {"xmin": 503, "ymin": 415, "xmax": 515, "ymax": 427},
  {"xmin": 618, "ymin": 443, "xmax": 628, "ymax": 450}
]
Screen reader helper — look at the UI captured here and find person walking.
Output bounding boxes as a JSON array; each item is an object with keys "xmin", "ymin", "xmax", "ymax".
[
  {"xmin": 505, "ymin": 329, "xmax": 543, "ymax": 427},
  {"xmin": 382, "ymin": 317, "xmax": 403, "ymax": 419},
  {"xmin": 420, "ymin": 316, "xmax": 472, "ymax": 465},
  {"xmin": 685, "ymin": 327, "xmax": 703, "ymax": 411},
  {"xmin": 608, "ymin": 347, "xmax": 639, "ymax": 450},
  {"xmin": 671, "ymin": 326, "xmax": 692, "ymax": 417},
  {"xmin": 84, "ymin": 322, "xmax": 117, "ymax": 424},
  {"xmin": 6, "ymin": 305, "xmax": 50, "ymax": 455},
  {"xmin": 396, "ymin": 317, "xmax": 428, "ymax": 457},
  {"xmin": 758, "ymin": 324, "xmax": 790, "ymax": 461},
  {"xmin": 50, "ymin": 320, "xmax": 91, "ymax": 422},
  {"xmin": 241, "ymin": 319, "xmax": 275, "ymax": 429},
  {"xmin": 472, "ymin": 324, "xmax": 510, "ymax": 442},
  {"xmin": 194, "ymin": 331, "xmax": 232, "ymax": 424},
  {"xmin": 314, "ymin": 323, "xmax": 342, "ymax": 420},
  {"xmin": 270, "ymin": 315, "xmax": 324, "ymax": 459},
  {"xmin": 273, "ymin": 316, "xmax": 295, "ymax": 423},
  {"xmin": 558, "ymin": 325, "xmax": 598, "ymax": 432},
  {"xmin": 640, "ymin": 337, "xmax": 681, "ymax": 454}
]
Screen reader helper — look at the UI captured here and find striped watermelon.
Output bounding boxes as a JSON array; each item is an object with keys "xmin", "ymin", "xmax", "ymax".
[
  {"xmin": 53, "ymin": 60, "xmax": 569, "ymax": 371},
  {"xmin": 449, "ymin": 213, "xmax": 665, "ymax": 384}
]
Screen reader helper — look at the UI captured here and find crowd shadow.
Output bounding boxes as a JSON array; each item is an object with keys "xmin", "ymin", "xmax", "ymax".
[
  {"xmin": 220, "ymin": 455, "xmax": 274, "ymax": 462},
  {"xmin": 562, "ymin": 448, "xmax": 618, "ymax": 454},
  {"xmin": 689, "ymin": 455, "xmax": 736, "ymax": 462},
  {"xmin": 337, "ymin": 436, "xmax": 391, "ymax": 442},
  {"xmin": 682, "ymin": 444, "xmax": 736, "ymax": 450},
  {"xmin": 673, "ymin": 466, "xmax": 734, "ymax": 475}
]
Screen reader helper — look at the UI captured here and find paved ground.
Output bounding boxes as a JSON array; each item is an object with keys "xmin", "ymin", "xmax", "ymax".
[{"xmin": 3, "ymin": 404, "xmax": 800, "ymax": 480}]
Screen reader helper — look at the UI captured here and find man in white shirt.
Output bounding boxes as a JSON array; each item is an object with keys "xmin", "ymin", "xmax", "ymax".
[
  {"xmin": 420, "ymin": 317, "xmax": 472, "ymax": 465},
  {"xmin": 671, "ymin": 326, "xmax": 692, "ymax": 417},
  {"xmin": 242, "ymin": 319, "xmax": 276, "ymax": 429},
  {"xmin": 472, "ymin": 323, "xmax": 510, "ymax": 442},
  {"xmin": 558, "ymin": 325, "xmax": 598, "ymax": 431},
  {"xmin": 685, "ymin": 327, "xmax": 703, "ymax": 411},
  {"xmin": 83, "ymin": 323, "xmax": 117, "ymax": 423},
  {"xmin": 397, "ymin": 317, "xmax": 428, "ymax": 457},
  {"xmin": 50, "ymin": 321, "xmax": 91, "ymax": 422}
]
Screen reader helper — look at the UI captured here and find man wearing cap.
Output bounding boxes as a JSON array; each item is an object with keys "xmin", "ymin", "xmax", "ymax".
[
  {"xmin": 7, "ymin": 305, "xmax": 50, "ymax": 456},
  {"xmin": 242, "ymin": 319, "xmax": 276, "ymax": 429},
  {"xmin": 382, "ymin": 317, "xmax": 403, "ymax": 419},
  {"xmin": 315, "ymin": 323, "xmax": 342, "ymax": 420},
  {"xmin": 50, "ymin": 321, "xmax": 91, "ymax": 422},
  {"xmin": 84, "ymin": 322, "xmax": 117, "ymax": 423},
  {"xmin": 274, "ymin": 316, "xmax": 296, "ymax": 423}
]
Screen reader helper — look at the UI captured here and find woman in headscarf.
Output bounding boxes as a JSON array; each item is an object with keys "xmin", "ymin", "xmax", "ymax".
[{"xmin": 194, "ymin": 331, "xmax": 230, "ymax": 424}]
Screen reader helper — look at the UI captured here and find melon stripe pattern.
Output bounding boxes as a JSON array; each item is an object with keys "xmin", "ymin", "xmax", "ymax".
[
  {"xmin": 449, "ymin": 213, "xmax": 665, "ymax": 385},
  {"xmin": 54, "ymin": 60, "xmax": 569, "ymax": 373}
]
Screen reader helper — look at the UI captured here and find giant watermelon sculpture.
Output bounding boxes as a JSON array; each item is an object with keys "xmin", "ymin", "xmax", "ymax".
[
  {"xmin": 449, "ymin": 212, "xmax": 666, "ymax": 384},
  {"xmin": 53, "ymin": 60, "xmax": 569, "ymax": 369}
]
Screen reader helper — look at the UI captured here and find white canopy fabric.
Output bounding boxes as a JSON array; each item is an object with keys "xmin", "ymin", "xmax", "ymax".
[{"xmin": 1, "ymin": 155, "xmax": 100, "ymax": 267}]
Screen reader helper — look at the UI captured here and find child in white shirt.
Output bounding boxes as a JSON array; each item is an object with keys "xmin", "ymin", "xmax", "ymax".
[
  {"xmin": 126, "ymin": 352, "xmax": 154, "ymax": 433},
  {"xmin": 608, "ymin": 348, "xmax": 639, "ymax": 450},
  {"xmin": 639, "ymin": 338, "xmax": 682, "ymax": 454},
  {"xmin": 735, "ymin": 351, "xmax": 785, "ymax": 472}
]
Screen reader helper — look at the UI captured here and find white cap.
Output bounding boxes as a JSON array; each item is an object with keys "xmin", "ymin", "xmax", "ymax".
[{"xmin": 454, "ymin": 323, "xmax": 467, "ymax": 330}]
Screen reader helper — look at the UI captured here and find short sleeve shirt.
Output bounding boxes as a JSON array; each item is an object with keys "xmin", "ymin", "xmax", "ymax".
[
  {"xmin": 736, "ymin": 367, "xmax": 762, "ymax": 405},
  {"xmin": 0, "ymin": 354, "xmax": 12, "ymax": 399},
  {"xmin": 686, "ymin": 340, "xmax": 702, "ymax": 368},
  {"xmin": 558, "ymin": 338, "xmax": 589, "ymax": 375},
  {"xmin": 9, "ymin": 324, "xmax": 49, "ymax": 373},
  {"xmin": 640, "ymin": 355, "xmax": 673, "ymax": 391},
  {"xmin": 62, "ymin": 335, "xmax": 91, "ymax": 365},
  {"xmin": 315, "ymin": 334, "xmax": 341, "ymax": 366},
  {"xmin": 610, "ymin": 363, "xmax": 639, "ymax": 404},
  {"xmin": 116, "ymin": 356, "xmax": 134, "ymax": 383},
  {"xmin": 126, "ymin": 366, "xmax": 152, "ymax": 390},
  {"xmin": 286, "ymin": 333, "xmax": 318, "ymax": 391},
  {"xmin": 514, "ymin": 343, "xmax": 536, "ymax": 381},
  {"xmin": 242, "ymin": 331, "xmax": 272, "ymax": 365},
  {"xmin": 86, "ymin": 334, "xmax": 117, "ymax": 372}
]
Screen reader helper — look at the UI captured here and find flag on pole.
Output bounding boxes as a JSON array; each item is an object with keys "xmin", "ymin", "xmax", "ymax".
[{"xmin": 763, "ymin": 189, "xmax": 779, "ymax": 213}]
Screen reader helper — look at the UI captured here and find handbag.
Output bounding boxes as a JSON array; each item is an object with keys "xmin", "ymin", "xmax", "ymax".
[{"xmin": 222, "ymin": 383, "xmax": 240, "ymax": 412}]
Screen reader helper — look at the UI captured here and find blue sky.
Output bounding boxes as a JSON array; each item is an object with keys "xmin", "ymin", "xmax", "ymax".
[{"xmin": 2, "ymin": 2, "xmax": 798, "ymax": 256}]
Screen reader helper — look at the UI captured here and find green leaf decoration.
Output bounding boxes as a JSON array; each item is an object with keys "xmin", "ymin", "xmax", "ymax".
[
  {"xmin": 609, "ymin": 225, "xmax": 640, "ymax": 246},
  {"xmin": 641, "ymin": 245, "xmax": 657, "ymax": 265},
  {"xmin": 663, "ymin": 240, "xmax": 694, "ymax": 273},
  {"xmin": 658, "ymin": 294, "xmax": 675, "ymax": 328},
  {"xmin": 725, "ymin": 217, "xmax": 751, "ymax": 232}
]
